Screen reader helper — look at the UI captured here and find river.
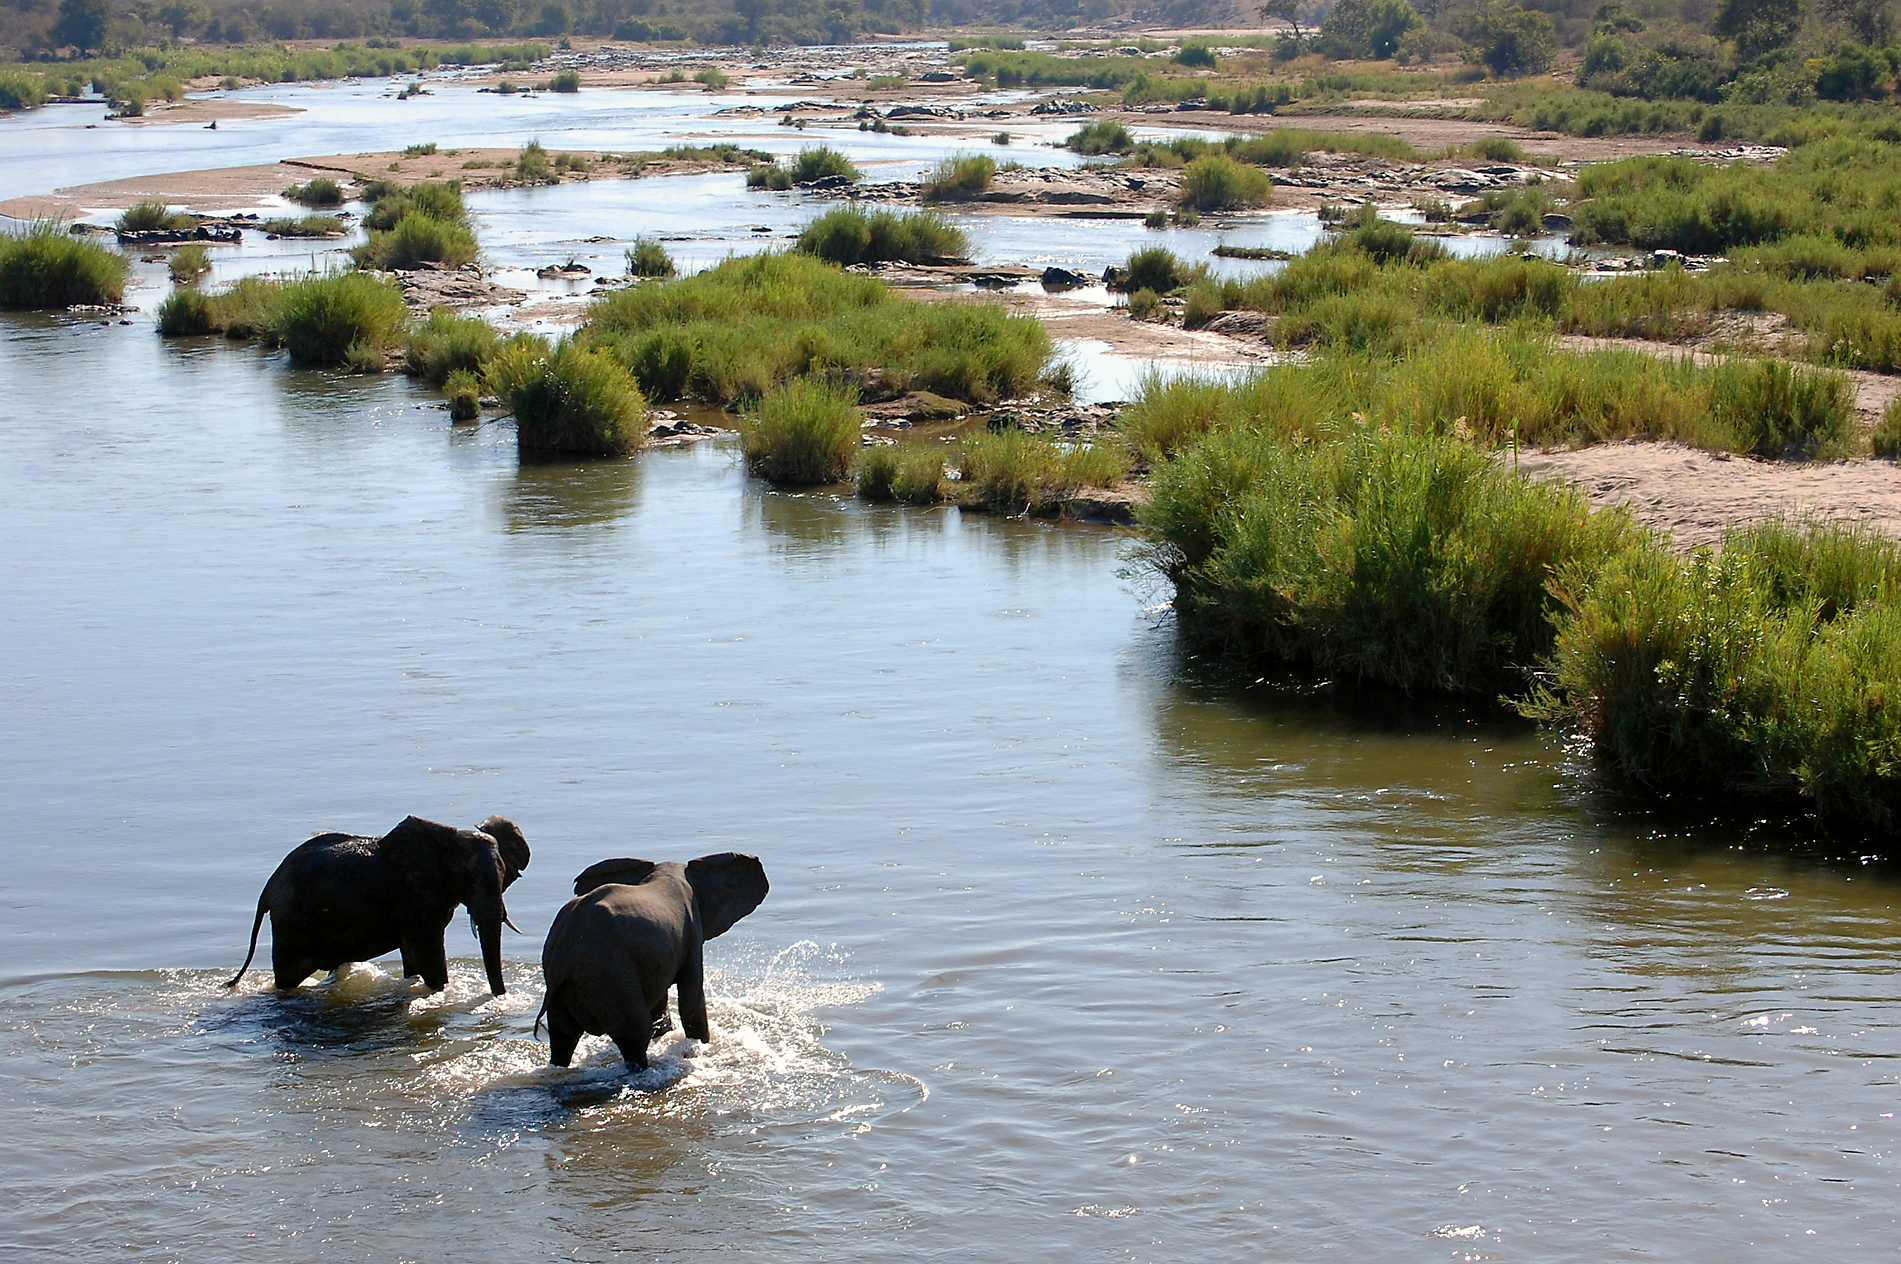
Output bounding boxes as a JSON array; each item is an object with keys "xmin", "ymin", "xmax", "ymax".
[{"xmin": 2, "ymin": 61, "xmax": 1898, "ymax": 1263}]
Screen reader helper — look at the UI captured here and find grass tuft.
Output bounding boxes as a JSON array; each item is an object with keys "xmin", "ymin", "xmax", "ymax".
[
  {"xmin": 922, "ymin": 153, "xmax": 997, "ymax": 202},
  {"xmin": 796, "ymin": 206, "xmax": 969, "ymax": 266},
  {"xmin": 739, "ymin": 377, "xmax": 861, "ymax": 484},
  {"xmin": 505, "ymin": 336, "xmax": 650, "ymax": 457},
  {"xmin": 0, "ymin": 222, "xmax": 129, "ymax": 309}
]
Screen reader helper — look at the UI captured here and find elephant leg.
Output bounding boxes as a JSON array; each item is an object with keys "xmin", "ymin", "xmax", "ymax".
[
  {"xmin": 676, "ymin": 953, "xmax": 710, "ymax": 1043},
  {"xmin": 403, "ymin": 934, "xmax": 449, "ymax": 991},
  {"xmin": 649, "ymin": 994, "xmax": 671, "ymax": 1040},
  {"xmin": 270, "ymin": 942, "xmax": 318, "ymax": 991},
  {"xmin": 610, "ymin": 1026, "xmax": 651, "ymax": 1073},
  {"xmin": 546, "ymin": 1007, "xmax": 582, "ymax": 1068}
]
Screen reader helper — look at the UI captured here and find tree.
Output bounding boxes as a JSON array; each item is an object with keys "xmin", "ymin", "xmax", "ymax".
[
  {"xmin": 1314, "ymin": 0, "xmax": 1419, "ymax": 57},
  {"xmin": 1711, "ymin": 0, "xmax": 1802, "ymax": 58},
  {"xmin": 1453, "ymin": 1, "xmax": 1557, "ymax": 75},
  {"xmin": 1259, "ymin": 0, "xmax": 1312, "ymax": 49},
  {"xmin": 1817, "ymin": 0, "xmax": 1896, "ymax": 44},
  {"xmin": 50, "ymin": 0, "xmax": 111, "ymax": 54},
  {"xmin": 154, "ymin": 0, "xmax": 209, "ymax": 38}
]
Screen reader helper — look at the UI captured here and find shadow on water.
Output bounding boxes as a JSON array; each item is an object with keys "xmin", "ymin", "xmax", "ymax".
[
  {"xmin": 745, "ymin": 484, "xmax": 854, "ymax": 552},
  {"xmin": 503, "ymin": 452, "xmax": 647, "ymax": 532},
  {"xmin": 211, "ymin": 974, "xmax": 452, "ymax": 1059}
]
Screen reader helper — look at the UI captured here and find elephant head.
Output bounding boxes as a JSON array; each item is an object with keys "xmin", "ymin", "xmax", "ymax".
[
  {"xmin": 382, "ymin": 815, "xmax": 524, "ymax": 994},
  {"xmin": 572, "ymin": 851, "xmax": 769, "ymax": 939}
]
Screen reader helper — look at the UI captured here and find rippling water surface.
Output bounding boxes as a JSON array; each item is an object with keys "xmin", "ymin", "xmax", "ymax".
[{"xmin": 4, "ymin": 83, "xmax": 1901, "ymax": 1264}]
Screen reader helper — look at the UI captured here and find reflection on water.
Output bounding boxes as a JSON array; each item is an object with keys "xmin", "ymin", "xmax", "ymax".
[{"xmin": 506, "ymin": 452, "xmax": 646, "ymax": 531}]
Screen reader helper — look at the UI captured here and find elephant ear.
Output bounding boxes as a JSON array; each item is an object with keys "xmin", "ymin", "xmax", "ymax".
[
  {"xmin": 476, "ymin": 815, "xmax": 530, "ymax": 888},
  {"xmin": 686, "ymin": 852, "xmax": 769, "ymax": 940},
  {"xmin": 573, "ymin": 857, "xmax": 659, "ymax": 896},
  {"xmin": 379, "ymin": 815, "xmax": 460, "ymax": 891}
]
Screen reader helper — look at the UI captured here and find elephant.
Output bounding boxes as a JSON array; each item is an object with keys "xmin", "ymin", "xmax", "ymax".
[
  {"xmin": 537, "ymin": 853, "xmax": 769, "ymax": 1071},
  {"xmin": 227, "ymin": 814, "xmax": 530, "ymax": 995}
]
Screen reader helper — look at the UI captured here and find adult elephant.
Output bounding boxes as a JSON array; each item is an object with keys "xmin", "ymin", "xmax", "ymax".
[
  {"xmin": 538, "ymin": 853, "xmax": 769, "ymax": 1071},
  {"xmin": 227, "ymin": 814, "xmax": 530, "ymax": 995}
]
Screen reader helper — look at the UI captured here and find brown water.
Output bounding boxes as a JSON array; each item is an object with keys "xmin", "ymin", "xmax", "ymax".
[{"xmin": 5, "ymin": 106, "xmax": 1901, "ymax": 1262}]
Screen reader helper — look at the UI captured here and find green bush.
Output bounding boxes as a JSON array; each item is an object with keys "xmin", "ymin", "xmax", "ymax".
[
  {"xmin": 957, "ymin": 429, "xmax": 1125, "ymax": 514},
  {"xmin": 506, "ymin": 337, "xmax": 650, "ymax": 457},
  {"xmin": 694, "ymin": 67, "xmax": 731, "ymax": 90},
  {"xmin": 548, "ymin": 70, "xmax": 581, "ymax": 92},
  {"xmin": 1127, "ymin": 288, "xmax": 1163, "ymax": 321},
  {"xmin": 261, "ymin": 215, "xmax": 345, "ymax": 237},
  {"xmin": 1120, "ymin": 246, "xmax": 1189, "ymax": 294},
  {"xmin": 444, "ymin": 367, "xmax": 483, "ymax": 420},
  {"xmin": 795, "ymin": 207, "xmax": 969, "ymax": 266},
  {"xmin": 270, "ymin": 271, "xmax": 408, "ymax": 367},
  {"xmin": 739, "ymin": 377, "xmax": 861, "ymax": 484},
  {"xmin": 515, "ymin": 139, "xmax": 556, "ymax": 184},
  {"xmin": 156, "ymin": 288, "xmax": 217, "ymax": 335},
  {"xmin": 746, "ymin": 162, "xmax": 794, "ymax": 190},
  {"xmin": 625, "ymin": 237, "xmax": 677, "ymax": 278},
  {"xmin": 1875, "ymin": 399, "xmax": 1901, "ymax": 459},
  {"xmin": 1142, "ymin": 424, "xmax": 1637, "ymax": 692},
  {"xmin": 353, "ymin": 211, "xmax": 479, "ymax": 270},
  {"xmin": 0, "ymin": 223, "xmax": 129, "ymax": 308},
  {"xmin": 1066, "ymin": 120, "xmax": 1135, "ymax": 154},
  {"xmin": 402, "ymin": 142, "xmax": 439, "ymax": 157},
  {"xmin": 858, "ymin": 443, "xmax": 948, "ymax": 504},
  {"xmin": 1177, "ymin": 155, "xmax": 1273, "ymax": 212},
  {"xmin": 1530, "ymin": 521, "xmax": 1901, "ymax": 828},
  {"xmin": 405, "ymin": 306, "xmax": 498, "ymax": 384},
  {"xmin": 922, "ymin": 153, "xmax": 997, "ymax": 202},
  {"xmin": 117, "ymin": 201, "xmax": 199, "ymax": 233},
  {"xmin": 362, "ymin": 180, "xmax": 466, "ymax": 230},
  {"xmin": 168, "ymin": 243, "xmax": 210, "ymax": 283},
  {"xmin": 282, "ymin": 177, "xmax": 344, "ymax": 206},
  {"xmin": 789, "ymin": 145, "xmax": 860, "ymax": 183}
]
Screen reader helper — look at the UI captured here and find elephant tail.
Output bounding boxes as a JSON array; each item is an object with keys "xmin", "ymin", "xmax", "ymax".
[
  {"xmin": 226, "ymin": 893, "xmax": 268, "ymax": 989},
  {"xmin": 533, "ymin": 993, "xmax": 549, "ymax": 1040}
]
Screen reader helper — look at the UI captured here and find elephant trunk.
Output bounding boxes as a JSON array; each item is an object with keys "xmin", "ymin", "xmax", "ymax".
[{"xmin": 475, "ymin": 898, "xmax": 507, "ymax": 995}]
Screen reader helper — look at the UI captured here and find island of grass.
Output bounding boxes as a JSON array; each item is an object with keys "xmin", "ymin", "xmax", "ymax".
[{"xmin": 0, "ymin": 222, "xmax": 129, "ymax": 309}]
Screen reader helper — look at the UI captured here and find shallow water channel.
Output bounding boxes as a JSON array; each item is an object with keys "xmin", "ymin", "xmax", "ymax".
[{"xmin": 4, "ymin": 71, "xmax": 1901, "ymax": 1263}]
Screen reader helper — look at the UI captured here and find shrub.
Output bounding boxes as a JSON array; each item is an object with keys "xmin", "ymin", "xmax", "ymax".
[
  {"xmin": 482, "ymin": 332, "xmax": 550, "ymax": 402},
  {"xmin": 1875, "ymin": 398, "xmax": 1901, "ymax": 459},
  {"xmin": 261, "ymin": 215, "xmax": 345, "ymax": 237},
  {"xmin": 403, "ymin": 142, "xmax": 439, "ymax": 157},
  {"xmin": 515, "ymin": 139, "xmax": 556, "ymax": 184},
  {"xmin": 168, "ymin": 243, "xmax": 210, "ymax": 283},
  {"xmin": 739, "ymin": 377, "xmax": 861, "ymax": 484},
  {"xmin": 694, "ymin": 67, "xmax": 731, "ymax": 89},
  {"xmin": 270, "ymin": 271, "xmax": 408, "ymax": 367},
  {"xmin": 444, "ymin": 367, "xmax": 483, "ymax": 420},
  {"xmin": 156, "ymin": 288, "xmax": 217, "ymax": 335},
  {"xmin": 1530, "ymin": 521, "xmax": 1901, "ymax": 828},
  {"xmin": 548, "ymin": 70, "xmax": 581, "ymax": 92},
  {"xmin": 1706, "ymin": 359, "xmax": 1855, "ymax": 458},
  {"xmin": 625, "ymin": 237, "xmax": 677, "ymax": 278},
  {"xmin": 1066, "ymin": 120, "xmax": 1135, "ymax": 155},
  {"xmin": 1465, "ymin": 137, "xmax": 1530, "ymax": 162},
  {"xmin": 957, "ymin": 429, "xmax": 1125, "ymax": 514},
  {"xmin": 0, "ymin": 222, "xmax": 129, "ymax": 308},
  {"xmin": 922, "ymin": 153, "xmax": 997, "ymax": 202},
  {"xmin": 746, "ymin": 162, "xmax": 794, "ymax": 190},
  {"xmin": 795, "ymin": 206, "xmax": 969, "ymax": 266},
  {"xmin": 117, "ymin": 202, "xmax": 196, "ymax": 234},
  {"xmin": 405, "ymin": 307, "xmax": 498, "ymax": 384},
  {"xmin": 362, "ymin": 180, "xmax": 466, "ymax": 231},
  {"xmin": 353, "ymin": 211, "xmax": 479, "ymax": 270},
  {"xmin": 283, "ymin": 177, "xmax": 344, "ymax": 206},
  {"xmin": 1177, "ymin": 155, "xmax": 1273, "ymax": 212},
  {"xmin": 1120, "ymin": 246, "xmax": 1188, "ymax": 294},
  {"xmin": 1143, "ymin": 425, "xmax": 1637, "ymax": 692},
  {"xmin": 507, "ymin": 337, "xmax": 650, "ymax": 457},
  {"xmin": 789, "ymin": 145, "xmax": 860, "ymax": 183},
  {"xmin": 1127, "ymin": 288, "xmax": 1163, "ymax": 321},
  {"xmin": 1183, "ymin": 279, "xmax": 1224, "ymax": 329}
]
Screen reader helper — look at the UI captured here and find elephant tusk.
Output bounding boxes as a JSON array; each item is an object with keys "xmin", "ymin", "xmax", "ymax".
[{"xmin": 505, "ymin": 915, "xmax": 523, "ymax": 934}]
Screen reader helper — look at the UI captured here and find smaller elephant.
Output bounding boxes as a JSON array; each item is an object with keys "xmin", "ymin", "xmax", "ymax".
[
  {"xmin": 228, "ymin": 814, "xmax": 529, "ymax": 995},
  {"xmin": 538, "ymin": 853, "xmax": 769, "ymax": 1071}
]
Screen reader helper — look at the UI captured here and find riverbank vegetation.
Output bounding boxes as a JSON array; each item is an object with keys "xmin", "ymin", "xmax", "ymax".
[
  {"xmin": 795, "ymin": 207, "xmax": 969, "ymax": 266},
  {"xmin": 353, "ymin": 180, "xmax": 478, "ymax": 270},
  {"xmin": 0, "ymin": 222, "xmax": 128, "ymax": 308}
]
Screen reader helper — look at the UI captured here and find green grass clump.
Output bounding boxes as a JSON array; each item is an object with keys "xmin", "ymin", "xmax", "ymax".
[
  {"xmin": 796, "ymin": 206, "xmax": 969, "ymax": 266},
  {"xmin": 625, "ymin": 237, "xmax": 677, "ymax": 278},
  {"xmin": 156, "ymin": 288, "xmax": 218, "ymax": 335},
  {"xmin": 746, "ymin": 163, "xmax": 794, "ymax": 190},
  {"xmin": 922, "ymin": 153, "xmax": 997, "ymax": 202},
  {"xmin": 1066, "ymin": 120, "xmax": 1135, "ymax": 155},
  {"xmin": 361, "ymin": 180, "xmax": 466, "ymax": 230},
  {"xmin": 585, "ymin": 251, "xmax": 1050, "ymax": 407},
  {"xmin": 694, "ymin": 67, "xmax": 731, "ymax": 90},
  {"xmin": 547, "ymin": 70, "xmax": 581, "ymax": 93},
  {"xmin": 1119, "ymin": 246, "xmax": 1192, "ymax": 294},
  {"xmin": 1143, "ymin": 423, "xmax": 1638, "ymax": 693},
  {"xmin": 0, "ymin": 69, "xmax": 51, "ymax": 110},
  {"xmin": 789, "ymin": 145, "xmax": 860, "ymax": 183},
  {"xmin": 1529, "ymin": 521, "xmax": 1901, "ymax": 829},
  {"xmin": 168, "ymin": 243, "xmax": 210, "ymax": 283},
  {"xmin": 353, "ymin": 211, "xmax": 478, "ymax": 270},
  {"xmin": 270, "ymin": 271, "xmax": 408, "ymax": 367},
  {"xmin": 857, "ymin": 443, "xmax": 947, "ymax": 504},
  {"xmin": 261, "ymin": 215, "xmax": 346, "ymax": 237},
  {"xmin": 956, "ymin": 429, "xmax": 1125, "ymax": 515},
  {"xmin": 405, "ymin": 307, "xmax": 498, "ymax": 384},
  {"xmin": 402, "ymin": 142, "xmax": 439, "ymax": 157},
  {"xmin": 515, "ymin": 139, "xmax": 556, "ymax": 184},
  {"xmin": 739, "ymin": 377, "xmax": 861, "ymax": 484},
  {"xmin": 0, "ymin": 223, "xmax": 129, "ymax": 308},
  {"xmin": 444, "ymin": 367, "xmax": 483, "ymax": 420},
  {"xmin": 116, "ymin": 202, "xmax": 198, "ymax": 233},
  {"xmin": 1875, "ymin": 400, "xmax": 1901, "ymax": 459},
  {"xmin": 505, "ymin": 337, "xmax": 650, "ymax": 457},
  {"xmin": 1176, "ymin": 154, "xmax": 1273, "ymax": 212},
  {"xmin": 283, "ymin": 177, "xmax": 344, "ymax": 207}
]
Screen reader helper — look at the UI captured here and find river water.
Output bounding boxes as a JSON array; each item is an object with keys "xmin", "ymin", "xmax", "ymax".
[{"xmin": 3, "ymin": 67, "xmax": 1900, "ymax": 1263}]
